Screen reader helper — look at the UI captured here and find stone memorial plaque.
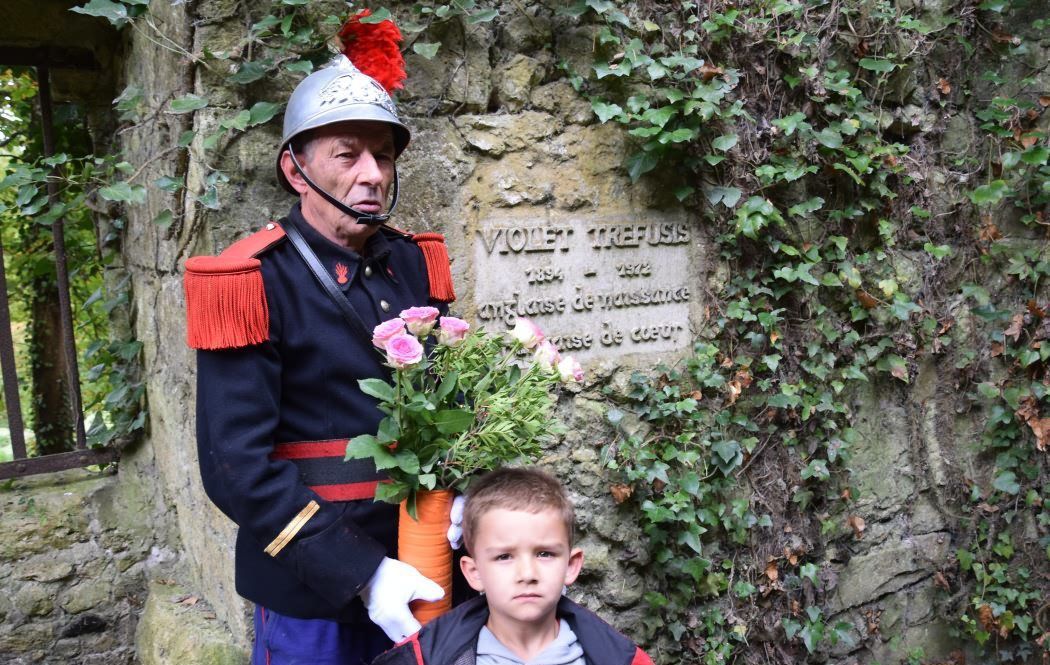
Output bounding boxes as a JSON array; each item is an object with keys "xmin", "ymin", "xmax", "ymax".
[{"xmin": 472, "ymin": 213, "xmax": 697, "ymax": 361}]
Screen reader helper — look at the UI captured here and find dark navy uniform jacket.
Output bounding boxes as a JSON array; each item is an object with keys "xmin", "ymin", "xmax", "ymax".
[{"xmin": 195, "ymin": 203, "xmax": 447, "ymax": 622}]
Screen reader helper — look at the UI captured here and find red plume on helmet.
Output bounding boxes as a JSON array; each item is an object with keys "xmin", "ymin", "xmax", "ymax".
[{"xmin": 338, "ymin": 9, "xmax": 406, "ymax": 94}]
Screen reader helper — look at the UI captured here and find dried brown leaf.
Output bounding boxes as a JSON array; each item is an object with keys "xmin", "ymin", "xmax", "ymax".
[
  {"xmin": 1005, "ymin": 313, "xmax": 1024, "ymax": 342},
  {"xmin": 990, "ymin": 342, "xmax": 1004, "ymax": 357},
  {"xmin": 1027, "ymin": 417, "xmax": 1050, "ymax": 452},
  {"xmin": 765, "ymin": 560, "xmax": 779, "ymax": 582},
  {"xmin": 847, "ymin": 514, "xmax": 866, "ymax": 539},
  {"xmin": 1028, "ymin": 300, "xmax": 1046, "ymax": 319},
  {"xmin": 937, "ymin": 78, "xmax": 952, "ymax": 95},
  {"xmin": 727, "ymin": 380, "xmax": 742, "ymax": 405},
  {"xmin": 978, "ymin": 604, "xmax": 996, "ymax": 631},
  {"xmin": 979, "ymin": 220, "xmax": 1002, "ymax": 244},
  {"xmin": 699, "ymin": 63, "xmax": 724, "ymax": 81},
  {"xmin": 856, "ymin": 290, "xmax": 879, "ymax": 309},
  {"xmin": 1039, "ymin": 95, "xmax": 1050, "ymax": 108},
  {"xmin": 991, "ymin": 28, "xmax": 1017, "ymax": 44},
  {"xmin": 176, "ymin": 595, "xmax": 199, "ymax": 606},
  {"xmin": 609, "ymin": 483, "xmax": 634, "ymax": 504},
  {"xmin": 934, "ymin": 571, "xmax": 951, "ymax": 591}
]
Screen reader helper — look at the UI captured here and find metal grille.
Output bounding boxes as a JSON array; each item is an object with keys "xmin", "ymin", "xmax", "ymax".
[{"xmin": 0, "ymin": 56, "xmax": 118, "ymax": 480}]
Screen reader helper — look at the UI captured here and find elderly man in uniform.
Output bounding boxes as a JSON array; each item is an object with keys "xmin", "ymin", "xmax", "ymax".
[{"xmin": 184, "ymin": 15, "xmax": 458, "ymax": 665}]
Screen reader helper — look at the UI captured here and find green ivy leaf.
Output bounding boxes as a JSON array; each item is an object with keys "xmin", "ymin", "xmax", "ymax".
[
  {"xmin": 969, "ymin": 180, "xmax": 1011, "ymax": 206},
  {"xmin": 248, "ymin": 102, "xmax": 282, "ymax": 126},
  {"xmin": 70, "ymin": 0, "xmax": 129, "ymax": 27},
  {"xmin": 704, "ymin": 186, "xmax": 742, "ymax": 208},
  {"xmin": 169, "ymin": 94, "xmax": 209, "ymax": 114},
  {"xmin": 815, "ymin": 128, "xmax": 843, "ymax": 148},
  {"xmin": 359, "ymin": 8, "xmax": 392, "ymax": 23},
  {"xmin": 992, "ymin": 470, "xmax": 1020, "ymax": 495},
  {"xmin": 673, "ymin": 185, "xmax": 695, "ymax": 202},
  {"xmin": 924, "ymin": 242, "xmax": 952, "ymax": 259},
  {"xmin": 591, "ymin": 100, "xmax": 623, "ymax": 123},
  {"xmin": 153, "ymin": 176, "xmax": 183, "ymax": 193},
  {"xmin": 222, "ymin": 110, "xmax": 251, "ymax": 131},
  {"xmin": 413, "ymin": 42, "xmax": 441, "ymax": 59},
  {"xmin": 284, "ymin": 60, "xmax": 314, "ymax": 75},
  {"xmin": 711, "ymin": 134, "xmax": 738, "ymax": 151},
  {"xmin": 858, "ymin": 58, "xmax": 897, "ymax": 73},
  {"xmin": 467, "ymin": 9, "xmax": 499, "ymax": 23},
  {"xmin": 229, "ymin": 61, "xmax": 269, "ymax": 85},
  {"xmin": 152, "ymin": 209, "xmax": 174, "ymax": 228},
  {"xmin": 99, "ymin": 181, "xmax": 147, "ymax": 204},
  {"xmin": 642, "ymin": 106, "xmax": 677, "ymax": 128},
  {"xmin": 626, "ymin": 151, "xmax": 659, "ymax": 182},
  {"xmin": 1021, "ymin": 146, "xmax": 1049, "ymax": 166},
  {"xmin": 876, "ymin": 354, "xmax": 909, "ymax": 383}
]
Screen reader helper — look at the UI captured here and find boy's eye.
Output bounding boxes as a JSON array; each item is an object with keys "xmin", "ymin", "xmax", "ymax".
[
  {"xmin": 537, "ymin": 551, "xmax": 555, "ymax": 558},
  {"xmin": 495, "ymin": 553, "xmax": 511, "ymax": 561}
]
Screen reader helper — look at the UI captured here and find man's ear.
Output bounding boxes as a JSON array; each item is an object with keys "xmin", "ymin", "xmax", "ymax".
[
  {"xmin": 563, "ymin": 548, "xmax": 584, "ymax": 586},
  {"xmin": 459, "ymin": 555, "xmax": 485, "ymax": 593},
  {"xmin": 279, "ymin": 149, "xmax": 310, "ymax": 195}
]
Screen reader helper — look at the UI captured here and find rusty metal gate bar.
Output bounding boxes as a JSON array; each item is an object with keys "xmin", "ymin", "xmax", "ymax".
[
  {"xmin": 37, "ymin": 64, "xmax": 87, "ymax": 451},
  {"xmin": 0, "ymin": 57, "xmax": 118, "ymax": 480},
  {"xmin": 0, "ymin": 237, "xmax": 27, "ymax": 459}
]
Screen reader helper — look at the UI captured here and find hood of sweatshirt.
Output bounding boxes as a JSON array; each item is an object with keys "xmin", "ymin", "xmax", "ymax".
[{"xmin": 475, "ymin": 619, "xmax": 585, "ymax": 665}]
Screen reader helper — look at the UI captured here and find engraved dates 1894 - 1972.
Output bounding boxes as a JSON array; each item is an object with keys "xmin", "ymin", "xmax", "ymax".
[{"xmin": 473, "ymin": 217, "xmax": 695, "ymax": 359}]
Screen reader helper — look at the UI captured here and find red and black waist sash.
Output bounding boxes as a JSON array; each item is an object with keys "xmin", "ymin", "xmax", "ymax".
[{"xmin": 269, "ymin": 439, "xmax": 381, "ymax": 502}]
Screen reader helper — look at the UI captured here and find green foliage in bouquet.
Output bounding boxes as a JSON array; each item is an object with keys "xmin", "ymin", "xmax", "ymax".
[{"xmin": 346, "ymin": 310, "xmax": 579, "ymax": 516}]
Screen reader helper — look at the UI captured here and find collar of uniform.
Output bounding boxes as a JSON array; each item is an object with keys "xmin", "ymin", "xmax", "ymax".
[{"xmin": 286, "ymin": 203, "xmax": 392, "ymax": 291}]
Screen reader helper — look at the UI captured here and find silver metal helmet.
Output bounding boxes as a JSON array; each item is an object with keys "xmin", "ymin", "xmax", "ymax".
[{"xmin": 275, "ymin": 55, "xmax": 411, "ymax": 194}]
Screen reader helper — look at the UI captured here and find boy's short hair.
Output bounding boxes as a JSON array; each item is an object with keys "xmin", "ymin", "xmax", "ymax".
[{"xmin": 462, "ymin": 467, "xmax": 575, "ymax": 553}]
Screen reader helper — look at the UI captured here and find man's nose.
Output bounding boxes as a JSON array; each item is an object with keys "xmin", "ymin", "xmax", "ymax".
[{"xmin": 356, "ymin": 150, "xmax": 383, "ymax": 185}]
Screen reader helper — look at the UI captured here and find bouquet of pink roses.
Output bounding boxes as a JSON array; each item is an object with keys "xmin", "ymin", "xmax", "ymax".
[{"xmin": 347, "ymin": 307, "xmax": 581, "ymax": 516}]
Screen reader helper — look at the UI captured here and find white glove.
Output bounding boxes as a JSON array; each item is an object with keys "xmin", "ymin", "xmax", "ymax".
[
  {"xmin": 447, "ymin": 494, "xmax": 466, "ymax": 550},
  {"xmin": 359, "ymin": 557, "xmax": 445, "ymax": 642}
]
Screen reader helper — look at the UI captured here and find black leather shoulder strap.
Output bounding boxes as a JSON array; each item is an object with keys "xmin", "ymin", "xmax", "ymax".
[{"xmin": 283, "ymin": 219, "xmax": 371, "ymax": 341}]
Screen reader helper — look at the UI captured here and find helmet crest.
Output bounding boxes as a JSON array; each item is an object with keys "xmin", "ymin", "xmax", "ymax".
[{"xmin": 337, "ymin": 9, "xmax": 406, "ymax": 94}]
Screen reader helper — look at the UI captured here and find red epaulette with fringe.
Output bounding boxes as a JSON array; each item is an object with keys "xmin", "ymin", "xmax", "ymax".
[
  {"xmin": 382, "ymin": 227, "xmax": 456, "ymax": 304},
  {"xmin": 412, "ymin": 232, "xmax": 456, "ymax": 303},
  {"xmin": 183, "ymin": 223, "xmax": 287, "ymax": 350}
]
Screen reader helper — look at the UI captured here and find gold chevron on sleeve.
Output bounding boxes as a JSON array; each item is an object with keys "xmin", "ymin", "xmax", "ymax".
[{"xmin": 264, "ymin": 500, "xmax": 320, "ymax": 557}]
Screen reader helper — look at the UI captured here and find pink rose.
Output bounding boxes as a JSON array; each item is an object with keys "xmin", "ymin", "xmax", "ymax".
[
  {"xmin": 385, "ymin": 333, "xmax": 424, "ymax": 369},
  {"xmin": 436, "ymin": 316, "xmax": 470, "ymax": 346},
  {"xmin": 372, "ymin": 318, "xmax": 407, "ymax": 349},
  {"xmin": 509, "ymin": 317, "xmax": 545, "ymax": 349},
  {"xmin": 533, "ymin": 340, "xmax": 561, "ymax": 370},
  {"xmin": 399, "ymin": 306, "xmax": 440, "ymax": 336},
  {"xmin": 557, "ymin": 356, "xmax": 584, "ymax": 384}
]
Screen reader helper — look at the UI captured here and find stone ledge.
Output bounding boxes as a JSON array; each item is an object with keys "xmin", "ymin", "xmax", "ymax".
[{"xmin": 135, "ymin": 582, "xmax": 247, "ymax": 665}]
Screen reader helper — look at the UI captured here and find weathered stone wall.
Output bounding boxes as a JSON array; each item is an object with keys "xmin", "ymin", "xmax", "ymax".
[{"xmin": 0, "ymin": 471, "xmax": 149, "ymax": 664}]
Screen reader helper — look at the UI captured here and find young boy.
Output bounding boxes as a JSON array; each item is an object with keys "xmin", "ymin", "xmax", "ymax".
[{"xmin": 372, "ymin": 467, "xmax": 653, "ymax": 665}]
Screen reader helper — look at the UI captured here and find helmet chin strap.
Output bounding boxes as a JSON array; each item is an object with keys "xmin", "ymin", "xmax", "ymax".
[{"xmin": 287, "ymin": 145, "xmax": 399, "ymax": 226}]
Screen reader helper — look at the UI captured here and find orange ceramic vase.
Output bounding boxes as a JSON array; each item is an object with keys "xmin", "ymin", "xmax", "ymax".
[{"xmin": 398, "ymin": 488, "xmax": 453, "ymax": 625}]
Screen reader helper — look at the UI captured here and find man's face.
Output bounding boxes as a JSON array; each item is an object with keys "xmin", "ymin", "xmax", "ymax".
[
  {"xmin": 460, "ymin": 508, "xmax": 583, "ymax": 633},
  {"xmin": 281, "ymin": 120, "xmax": 396, "ymax": 248}
]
